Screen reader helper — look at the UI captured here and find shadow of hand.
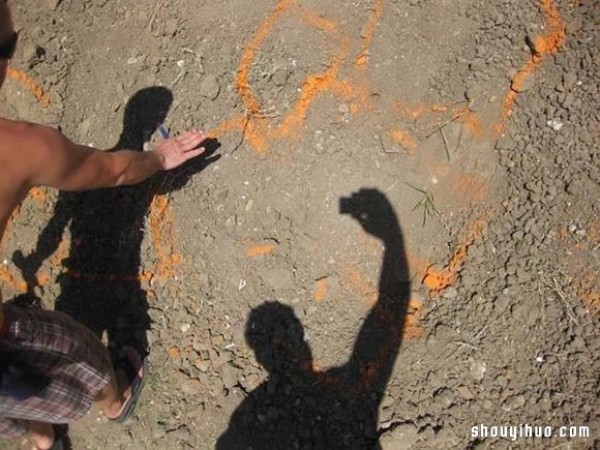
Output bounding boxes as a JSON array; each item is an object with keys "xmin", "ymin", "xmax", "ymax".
[{"xmin": 340, "ymin": 188, "xmax": 400, "ymax": 242}]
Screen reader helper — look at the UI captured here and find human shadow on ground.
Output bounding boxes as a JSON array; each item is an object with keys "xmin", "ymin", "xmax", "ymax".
[
  {"xmin": 217, "ymin": 189, "xmax": 411, "ymax": 450},
  {"xmin": 13, "ymin": 86, "xmax": 220, "ymax": 355}
]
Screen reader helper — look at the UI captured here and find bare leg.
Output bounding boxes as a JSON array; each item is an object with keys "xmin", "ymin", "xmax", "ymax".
[{"xmin": 27, "ymin": 421, "xmax": 54, "ymax": 450}]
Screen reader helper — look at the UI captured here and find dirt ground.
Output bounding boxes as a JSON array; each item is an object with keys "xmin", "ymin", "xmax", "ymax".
[{"xmin": 0, "ymin": 0, "xmax": 599, "ymax": 448}]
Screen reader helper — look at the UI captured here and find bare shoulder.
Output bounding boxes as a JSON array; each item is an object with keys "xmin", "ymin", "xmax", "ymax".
[
  {"xmin": 0, "ymin": 118, "xmax": 64, "ymax": 180},
  {"xmin": 0, "ymin": 118, "xmax": 60, "ymax": 153}
]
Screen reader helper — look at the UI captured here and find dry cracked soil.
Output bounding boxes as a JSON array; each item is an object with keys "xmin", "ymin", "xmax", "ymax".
[{"xmin": 0, "ymin": 0, "xmax": 599, "ymax": 449}]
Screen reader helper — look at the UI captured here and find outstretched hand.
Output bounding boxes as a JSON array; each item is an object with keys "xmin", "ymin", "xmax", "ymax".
[{"xmin": 152, "ymin": 129, "xmax": 207, "ymax": 171}]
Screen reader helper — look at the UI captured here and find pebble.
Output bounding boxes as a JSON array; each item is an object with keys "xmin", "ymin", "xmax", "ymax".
[
  {"xmin": 200, "ymin": 75, "xmax": 221, "ymax": 100},
  {"xmin": 379, "ymin": 423, "xmax": 418, "ymax": 450},
  {"xmin": 470, "ymin": 361, "xmax": 486, "ymax": 382},
  {"xmin": 546, "ymin": 119, "xmax": 564, "ymax": 131},
  {"xmin": 457, "ymin": 386, "xmax": 474, "ymax": 400}
]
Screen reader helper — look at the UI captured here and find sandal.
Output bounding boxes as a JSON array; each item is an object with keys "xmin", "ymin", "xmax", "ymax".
[{"xmin": 109, "ymin": 347, "xmax": 147, "ymax": 423}]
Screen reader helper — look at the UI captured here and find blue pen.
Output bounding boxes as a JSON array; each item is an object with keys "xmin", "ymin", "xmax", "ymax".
[{"xmin": 157, "ymin": 123, "xmax": 170, "ymax": 139}]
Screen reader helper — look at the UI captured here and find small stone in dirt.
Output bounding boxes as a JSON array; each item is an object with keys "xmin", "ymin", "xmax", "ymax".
[
  {"xmin": 200, "ymin": 75, "xmax": 220, "ymax": 100},
  {"xmin": 511, "ymin": 73, "xmax": 535, "ymax": 93},
  {"xmin": 457, "ymin": 386, "xmax": 474, "ymax": 400},
  {"xmin": 562, "ymin": 71, "xmax": 577, "ymax": 90},
  {"xmin": 220, "ymin": 363, "xmax": 239, "ymax": 389},
  {"xmin": 470, "ymin": 361, "xmax": 486, "ymax": 382},
  {"xmin": 180, "ymin": 323, "xmax": 191, "ymax": 333},
  {"xmin": 194, "ymin": 359, "xmax": 210, "ymax": 373},
  {"xmin": 164, "ymin": 18, "xmax": 179, "ymax": 37},
  {"xmin": 271, "ymin": 67, "xmax": 290, "ymax": 87},
  {"xmin": 379, "ymin": 423, "xmax": 418, "ymax": 450},
  {"xmin": 380, "ymin": 132, "xmax": 409, "ymax": 154},
  {"xmin": 546, "ymin": 119, "xmax": 563, "ymax": 131},
  {"xmin": 442, "ymin": 287, "xmax": 458, "ymax": 299}
]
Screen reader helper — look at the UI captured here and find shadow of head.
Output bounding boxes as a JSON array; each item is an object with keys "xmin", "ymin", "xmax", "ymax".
[
  {"xmin": 246, "ymin": 301, "xmax": 312, "ymax": 375},
  {"xmin": 115, "ymin": 86, "xmax": 222, "ymax": 194},
  {"xmin": 118, "ymin": 86, "xmax": 173, "ymax": 150}
]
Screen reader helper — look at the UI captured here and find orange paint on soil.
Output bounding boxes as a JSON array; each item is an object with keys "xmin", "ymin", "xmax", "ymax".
[
  {"xmin": 245, "ymin": 243, "xmax": 276, "ymax": 257},
  {"xmin": 454, "ymin": 173, "xmax": 490, "ymax": 203},
  {"xmin": 339, "ymin": 265, "xmax": 378, "ymax": 309},
  {"xmin": 294, "ymin": 4, "xmax": 338, "ymax": 32},
  {"xmin": 356, "ymin": 0, "xmax": 385, "ymax": 67},
  {"xmin": 206, "ymin": 117, "xmax": 246, "ymax": 140},
  {"xmin": 28, "ymin": 187, "xmax": 48, "ymax": 204},
  {"xmin": 277, "ymin": 39, "xmax": 350, "ymax": 138},
  {"xmin": 232, "ymin": 0, "xmax": 359, "ymax": 152},
  {"xmin": 577, "ymin": 271, "xmax": 600, "ymax": 310},
  {"xmin": 314, "ymin": 277, "xmax": 329, "ymax": 302},
  {"xmin": 149, "ymin": 195, "xmax": 182, "ymax": 283},
  {"xmin": 498, "ymin": 0, "xmax": 565, "ymax": 131},
  {"xmin": 422, "ymin": 215, "xmax": 488, "ymax": 294},
  {"xmin": 0, "ymin": 268, "xmax": 27, "ymax": 294},
  {"xmin": 6, "ymin": 67, "xmax": 51, "ymax": 108},
  {"xmin": 64, "ymin": 268, "xmax": 152, "ymax": 283},
  {"xmin": 394, "ymin": 102, "xmax": 466, "ymax": 120},
  {"xmin": 389, "ymin": 128, "xmax": 418, "ymax": 151},
  {"xmin": 458, "ymin": 111, "xmax": 484, "ymax": 138},
  {"xmin": 586, "ymin": 221, "xmax": 600, "ymax": 244},
  {"xmin": 403, "ymin": 298, "xmax": 424, "ymax": 340},
  {"xmin": 236, "ymin": 0, "xmax": 293, "ymax": 116}
]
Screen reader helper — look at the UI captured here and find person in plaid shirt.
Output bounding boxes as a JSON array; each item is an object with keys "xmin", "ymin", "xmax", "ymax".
[{"xmin": 0, "ymin": 1, "xmax": 207, "ymax": 448}]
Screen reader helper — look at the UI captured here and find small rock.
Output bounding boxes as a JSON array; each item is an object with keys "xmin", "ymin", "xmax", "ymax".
[
  {"xmin": 562, "ymin": 71, "xmax": 577, "ymax": 90},
  {"xmin": 511, "ymin": 73, "xmax": 535, "ymax": 93},
  {"xmin": 194, "ymin": 359, "xmax": 210, "ymax": 373},
  {"xmin": 505, "ymin": 395, "xmax": 526, "ymax": 410},
  {"xmin": 515, "ymin": 267, "xmax": 532, "ymax": 284},
  {"xmin": 164, "ymin": 18, "xmax": 179, "ymax": 37},
  {"xmin": 546, "ymin": 119, "xmax": 563, "ymax": 131},
  {"xmin": 470, "ymin": 361, "xmax": 486, "ymax": 382},
  {"xmin": 442, "ymin": 286, "xmax": 458, "ymax": 299},
  {"xmin": 271, "ymin": 67, "xmax": 290, "ymax": 87},
  {"xmin": 457, "ymin": 386, "xmax": 474, "ymax": 400},
  {"xmin": 220, "ymin": 363, "xmax": 239, "ymax": 389},
  {"xmin": 379, "ymin": 423, "xmax": 419, "ymax": 450},
  {"xmin": 200, "ymin": 74, "xmax": 220, "ymax": 100},
  {"xmin": 180, "ymin": 323, "xmax": 191, "ymax": 333}
]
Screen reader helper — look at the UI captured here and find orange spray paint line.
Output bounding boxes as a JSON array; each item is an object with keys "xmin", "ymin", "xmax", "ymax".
[{"xmin": 6, "ymin": 66, "xmax": 51, "ymax": 107}]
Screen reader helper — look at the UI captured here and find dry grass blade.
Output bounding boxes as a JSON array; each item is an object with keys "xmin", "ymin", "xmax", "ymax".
[{"xmin": 404, "ymin": 182, "xmax": 439, "ymax": 227}]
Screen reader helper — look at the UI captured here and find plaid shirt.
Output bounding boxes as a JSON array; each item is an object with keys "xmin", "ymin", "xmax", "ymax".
[{"xmin": 0, "ymin": 305, "xmax": 111, "ymax": 438}]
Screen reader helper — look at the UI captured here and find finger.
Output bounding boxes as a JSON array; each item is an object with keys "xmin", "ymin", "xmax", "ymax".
[
  {"xmin": 182, "ymin": 147, "xmax": 205, "ymax": 161},
  {"xmin": 175, "ymin": 130, "xmax": 205, "ymax": 150},
  {"xmin": 177, "ymin": 135, "xmax": 205, "ymax": 152}
]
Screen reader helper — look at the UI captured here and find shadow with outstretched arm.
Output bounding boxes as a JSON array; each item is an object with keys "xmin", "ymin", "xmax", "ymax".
[
  {"xmin": 217, "ymin": 189, "xmax": 411, "ymax": 450},
  {"xmin": 13, "ymin": 86, "xmax": 220, "ymax": 355}
]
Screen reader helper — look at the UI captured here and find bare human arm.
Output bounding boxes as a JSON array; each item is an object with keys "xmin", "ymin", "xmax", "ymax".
[{"xmin": 12, "ymin": 121, "xmax": 206, "ymax": 191}]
